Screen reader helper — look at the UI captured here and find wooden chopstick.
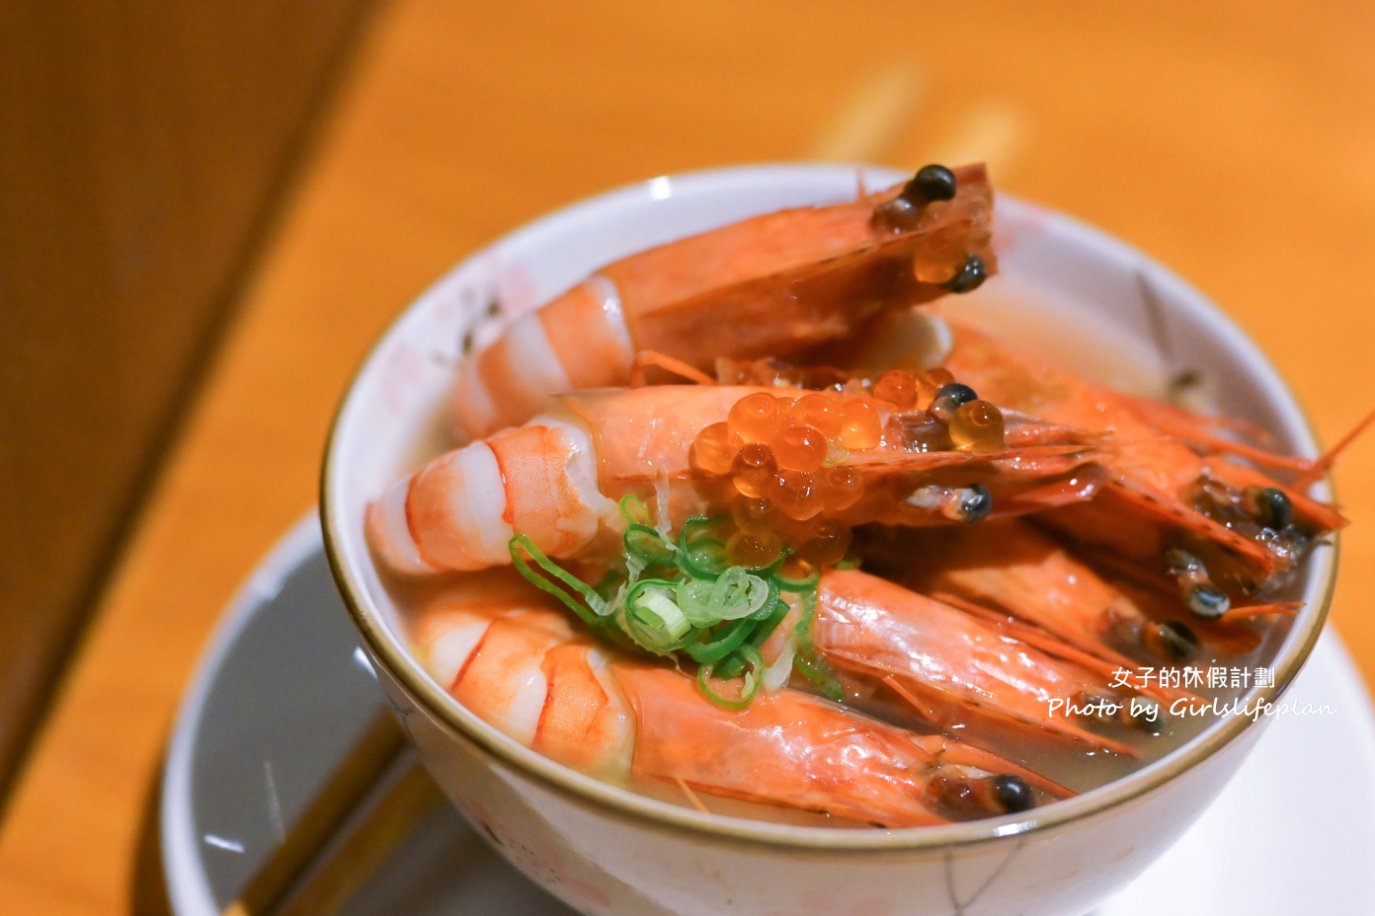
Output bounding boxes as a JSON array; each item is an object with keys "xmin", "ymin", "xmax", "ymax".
[
  {"xmin": 222, "ymin": 709, "xmax": 437, "ymax": 915},
  {"xmin": 809, "ymin": 63, "xmax": 1026, "ymax": 183},
  {"xmin": 807, "ymin": 63, "xmax": 926, "ymax": 163},
  {"xmin": 274, "ymin": 754, "xmax": 444, "ymax": 915},
  {"xmin": 916, "ymin": 100, "xmax": 1026, "ymax": 182}
]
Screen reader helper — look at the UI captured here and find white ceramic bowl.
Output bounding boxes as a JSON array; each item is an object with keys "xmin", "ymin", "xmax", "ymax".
[{"xmin": 321, "ymin": 164, "xmax": 1336, "ymax": 915}]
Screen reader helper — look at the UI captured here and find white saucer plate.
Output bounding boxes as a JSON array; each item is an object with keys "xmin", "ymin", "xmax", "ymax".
[{"xmin": 162, "ymin": 518, "xmax": 1375, "ymax": 914}]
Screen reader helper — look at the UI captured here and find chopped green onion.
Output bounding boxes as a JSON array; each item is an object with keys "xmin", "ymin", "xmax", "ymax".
[
  {"xmin": 748, "ymin": 577, "xmax": 782, "ymax": 621},
  {"xmin": 511, "ymin": 505, "xmax": 845, "ymax": 710},
  {"xmin": 675, "ymin": 515, "xmax": 734, "ymax": 578},
  {"xmin": 623, "ymin": 580, "xmax": 691, "ymax": 654},
  {"xmin": 618, "ymin": 493, "xmax": 652, "ymax": 527},
  {"xmin": 791, "ymin": 587, "xmax": 844, "ymax": 701},
  {"xmin": 593, "ymin": 567, "xmax": 627, "ymax": 601},
  {"xmin": 510, "ymin": 535, "xmax": 607, "ymax": 629},
  {"xmin": 776, "ymin": 566, "xmax": 821, "ymax": 593},
  {"xmin": 713, "ymin": 597, "xmax": 790, "ymax": 678},
  {"xmin": 697, "ymin": 645, "xmax": 764, "ymax": 710},
  {"xmin": 680, "ymin": 539, "xmax": 728, "ymax": 578},
  {"xmin": 625, "ymin": 523, "xmax": 676, "ymax": 567},
  {"xmin": 675, "ymin": 567, "xmax": 771, "ymax": 626},
  {"xmin": 744, "ymin": 549, "xmax": 789, "ymax": 578},
  {"xmin": 675, "ymin": 578, "xmax": 720, "ymax": 625},
  {"xmin": 678, "ymin": 515, "xmax": 727, "ymax": 545},
  {"xmin": 683, "ymin": 616, "xmax": 757, "ymax": 664}
]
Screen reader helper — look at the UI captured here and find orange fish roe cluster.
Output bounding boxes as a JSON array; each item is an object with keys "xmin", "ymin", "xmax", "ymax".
[
  {"xmin": 927, "ymin": 367, "xmax": 956, "ymax": 387},
  {"xmin": 875, "ymin": 368, "xmax": 1006, "ymax": 454},
  {"xmin": 872, "ymin": 368, "xmax": 948, "ymax": 413},
  {"xmin": 839, "ymin": 399, "xmax": 883, "ymax": 450},
  {"xmin": 689, "ymin": 389, "xmax": 892, "ymax": 567},
  {"xmin": 689, "ymin": 379, "xmax": 1005, "ymax": 570},
  {"xmin": 690, "ymin": 421, "xmax": 740, "ymax": 475},
  {"xmin": 872, "ymin": 370, "xmax": 918, "ymax": 410}
]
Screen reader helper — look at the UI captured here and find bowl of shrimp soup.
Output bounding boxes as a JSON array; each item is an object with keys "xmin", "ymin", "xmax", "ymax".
[{"xmin": 322, "ymin": 164, "xmax": 1336, "ymax": 915}]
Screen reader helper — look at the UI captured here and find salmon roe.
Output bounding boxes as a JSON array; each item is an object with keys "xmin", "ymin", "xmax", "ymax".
[
  {"xmin": 774, "ymin": 425, "xmax": 828, "ymax": 472},
  {"xmin": 688, "ymin": 368, "xmax": 1001, "ymax": 571},
  {"xmin": 729, "ymin": 392, "xmax": 786, "ymax": 443},
  {"xmin": 731, "ymin": 496, "xmax": 776, "ymax": 534},
  {"xmin": 770, "ymin": 469, "xmax": 825, "ymax": 521},
  {"xmin": 732, "ymin": 443, "xmax": 777, "ymax": 498},
  {"xmin": 824, "ymin": 466, "xmax": 864, "ymax": 511},
  {"xmin": 949, "ymin": 399, "xmax": 1005, "ymax": 453},
  {"xmin": 839, "ymin": 397, "xmax": 883, "ymax": 450},
  {"xmin": 912, "ymin": 372, "xmax": 941, "ymax": 411},
  {"xmin": 690, "ymin": 421, "xmax": 739, "ymax": 475},
  {"xmin": 873, "ymin": 370, "xmax": 917, "ymax": 409},
  {"xmin": 913, "ymin": 246, "xmax": 965, "ymax": 285},
  {"xmin": 789, "ymin": 393, "xmax": 843, "ymax": 437},
  {"xmin": 797, "ymin": 519, "xmax": 853, "ymax": 567},
  {"xmin": 727, "ymin": 530, "xmax": 784, "ymax": 568},
  {"xmin": 693, "ymin": 389, "xmax": 896, "ymax": 566}
]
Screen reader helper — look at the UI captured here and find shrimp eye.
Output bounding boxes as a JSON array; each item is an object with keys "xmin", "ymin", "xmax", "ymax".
[
  {"xmin": 1250, "ymin": 486, "xmax": 1293, "ymax": 530},
  {"xmin": 957, "ymin": 484, "xmax": 992, "ymax": 523},
  {"xmin": 1156, "ymin": 621, "xmax": 1199, "ymax": 661},
  {"xmin": 991, "ymin": 775, "xmax": 1034, "ymax": 813},
  {"xmin": 1186, "ymin": 585, "xmax": 1230, "ymax": 620},
  {"xmin": 941, "ymin": 253, "xmax": 988, "ymax": 294},
  {"xmin": 903, "ymin": 164, "xmax": 958, "ymax": 204},
  {"xmin": 931, "ymin": 382, "xmax": 979, "ymax": 420},
  {"xmin": 877, "ymin": 165, "xmax": 959, "ymax": 232}
]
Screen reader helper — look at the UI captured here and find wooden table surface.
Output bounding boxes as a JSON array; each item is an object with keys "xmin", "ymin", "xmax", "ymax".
[{"xmin": 4, "ymin": 1, "xmax": 1373, "ymax": 911}]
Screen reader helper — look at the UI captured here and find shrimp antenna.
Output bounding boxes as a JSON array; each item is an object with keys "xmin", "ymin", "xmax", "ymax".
[{"xmin": 1290, "ymin": 405, "xmax": 1375, "ymax": 490}]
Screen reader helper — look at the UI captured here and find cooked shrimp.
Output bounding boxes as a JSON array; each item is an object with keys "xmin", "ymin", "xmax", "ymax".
[
  {"xmin": 452, "ymin": 165, "xmax": 996, "ymax": 439},
  {"xmin": 808, "ymin": 568, "xmax": 1163, "ymax": 757},
  {"xmin": 369, "ymin": 384, "xmax": 1105, "ymax": 575},
  {"xmin": 938, "ymin": 320, "xmax": 1345, "ymax": 597},
  {"xmin": 411, "ymin": 571, "xmax": 1069, "ymax": 826},
  {"xmin": 362, "ymin": 160, "xmax": 1364, "ymax": 839},
  {"xmin": 891, "ymin": 520, "xmax": 1266, "ymax": 672}
]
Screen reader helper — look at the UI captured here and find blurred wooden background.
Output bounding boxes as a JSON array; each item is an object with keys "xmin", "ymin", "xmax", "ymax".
[
  {"xmin": 0, "ymin": 2, "xmax": 373, "ymax": 795},
  {"xmin": 2, "ymin": 0, "xmax": 1373, "ymax": 911}
]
